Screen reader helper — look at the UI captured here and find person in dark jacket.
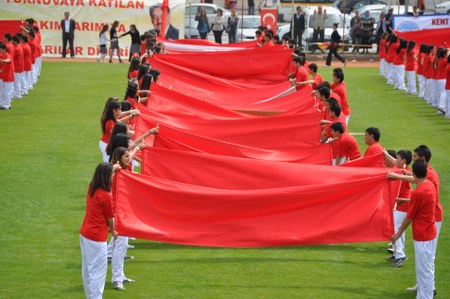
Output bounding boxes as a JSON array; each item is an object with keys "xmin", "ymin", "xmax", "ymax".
[
  {"xmin": 290, "ymin": 7, "xmax": 305, "ymax": 48},
  {"xmin": 325, "ymin": 23, "xmax": 347, "ymax": 67}
]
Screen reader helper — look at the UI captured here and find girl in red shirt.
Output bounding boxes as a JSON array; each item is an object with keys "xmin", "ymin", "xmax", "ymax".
[
  {"xmin": 99, "ymin": 98, "xmax": 138, "ymax": 162},
  {"xmin": 291, "ymin": 56, "xmax": 313, "ymax": 92},
  {"xmin": 379, "ymin": 32, "xmax": 388, "ymax": 78},
  {"xmin": 417, "ymin": 44, "xmax": 428, "ymax": 98},
  {"xmin": 405, "ymin": 40, "xmax": 418, "ymax": 95},
  {"xmin": 424, "ymin": 45, "xmax": 436, "ymax": 105},
  {"xmin": 80, "ymin": 162, "xmax": 118, "ymax": 299},
  {"xmin": 445, "ymin": 54, "xmax": 450, "ymax": 118},
  {"xmin": 127, "ymin": 57, "xmax": 140, "ymax": 79},
  {"xmin": 435, "ymin": 48, "xmax": 448, "ymax": 112},
  {"xmin": 386, "ymin": 34, "xmax": 399, "ymax": 85},
  {"xmin": 393, "ymin": 38, "xmax": 407, "ymax": 91}
]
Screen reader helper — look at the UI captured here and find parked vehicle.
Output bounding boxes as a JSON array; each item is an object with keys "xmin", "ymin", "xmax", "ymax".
[
  {"xmin": 278, "ymin": 6, "xmax": 351, "ymax": 51},
  {"xmin": 236, "ymin": 16, "xmax": 261, "ymax": 42},
  {"xmin": 184, "ymin": 3, "xmax": 231, "ymax": 38},
  {"xmin": 333, "ymin": 0, "xmax": 387, "ymax": 14},
  {"xmin": 435, "ymin": 1, "xmax": 450, "ymax": 12}
]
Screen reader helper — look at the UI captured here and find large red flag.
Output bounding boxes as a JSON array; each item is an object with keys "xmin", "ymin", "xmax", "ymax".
[
  {"xmin": 395, "ymin": 28, "xmax": 450, "ymax": 49},
  {"xmin": 114, "ymin": 168, "xmax": 397, "ymax": 247}
]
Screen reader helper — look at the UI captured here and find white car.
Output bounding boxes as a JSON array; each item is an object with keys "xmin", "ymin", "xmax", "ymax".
[
  {"xmin": 435, "ymin": 1, "xmax": 450, "ymax": 13},
  {"xmin": 277, "ymin": 6, "xmax": 351, "ymax": 51},
  {"xmin": 236, "ymin": 16, "xmax": 261, "ymax": 42},
  {"xmin": 184, "ymin": 3, "xmax": 231, "ymax": 38}
]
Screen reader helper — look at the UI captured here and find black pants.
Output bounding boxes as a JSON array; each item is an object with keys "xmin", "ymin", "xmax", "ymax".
[
  {"xmin": 199, "ymin": 32, "xmax": 208, "ymax": 39},
  {"xmin": 213, "ymin": 30, "xmax": 223, "ymax": 44},
  {"xmin": 311, "ymin": 28, "xmax": 324, "ymax": 52},
  {"xmin": 294, "ymin": 29, "xmax": 303, "ymax": 47},
  {"xmin": 62, "ymin": 32, "xmax": 74, "ymax": 58},
  {"xmin": 326, "ymin": 45, "xmax": 346, "ymax": 66}
]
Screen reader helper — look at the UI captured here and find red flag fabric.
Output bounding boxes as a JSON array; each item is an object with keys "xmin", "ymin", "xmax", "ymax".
[
  {"xmin": 339, "ymin": 152, "xmax": 386, "ymax": 168},
  {"xmin": 0, "ymin": 20, "xmax": 22, "ymax": 42},
  {"xmin": 114, "ymin": 167, "xmax": 397, "ymax": 247},
  {"xmin": 151, "ymin": 46, "xmax": 293, "ymax": 81},
  {"xmin": 395, "ymin": 28, "xmax": 450, "ymax": 49},
  {"xmin": 150, "ymin": 58, "xmax": 291, "ymax": 105},
  {"xmin": 135, "ymin": 104, "xmax": 324, "ymax": 150}
]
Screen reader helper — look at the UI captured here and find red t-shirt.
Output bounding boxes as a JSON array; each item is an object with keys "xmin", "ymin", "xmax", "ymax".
[
  {"xmin": 416, "ymin": 52, "xmax": 425, "ymax": 75},
  {"xmin": 338, "ymin": 132, "xmax": 361, "ymax": 161},
  {"xmin": 100, "ymin": 119, "xmax": 115, "ymax": 143},
  {"xmin": 427, "ymin": 166, "xmax": 442, "ymax": 222},
  {"xmin": 379, "ymin": 39, "xmax": 387, "ymax": 59},
  {"xmin": 128, "ymin": 70, "xmax": 138, "ymax": 79},
  {"xmin": 431, "ymin": 57, "xmax": 438, "ymax": 79},
  {"xmin": 312, "ymin": 73, "xmax": 323, "ymax": 90},
  {"xmin": 28, "ymin": 39, "xmax": 37, "ymax": 64},
  {"xmin": 386, "ymin": 42, "xmax": 399, "ymax": 63},
  {"xmin": 330, "ymin": 92, "xmax": 342, "ymax": 107},
  {"xmin": 437, "ymin": 58, "xmax": 447, "ymax": 80},
  {"xmin": 364, "ymin": 142, "xmax": 383, "ymax": 157},
  {"xmin": 295, "ymin": 66, "xmax": 310, "ymax": 92},
  {"xmin": 35, "ymin": 32, "xmax": 43, "ymax": 57},
  {"xmin": 264, "ymin": 40, "xmax": 275, "ymax": 47},
  {"xmin": 125, "ymin": 96, "xmax": 138, "ymax": 110},
  {"xmin": 405, "ymin": 50, "xmax": 416, "ymax": 72},
  {"xmin": 393, "ymin": 48, "xmax": 406, "ymax": 66},
  {"xmin": 0, "ymin": 53, "xmax": 15, "ymax": 82},
  {"xmin": 396, "ymin": 166, "xmax": 411, "ymax": 212},
  {"xmin": 80, "ymin": 189, "xmax": 114, "ymax": 242},
  {"xmin": 6, "ymin": 42, "xmax": 14, "ymax": 57},
  {"xmin": 407, "ymin": 180, "xmax": 437, "ymax": 241},
  {"xmin": 12, "ymin": 44, "xmax": 24, "ymax": 73},
  {"xmin": 140, "ymin": 41, "xmax": 147, "ymax": 56},
  {"xmin": 446, "ymin": 64, "xmax": 450, "ymax": 90},
  {"xmin": 21, "ymin": 43, "xmax": 32, "ymax": 71},
  {"xmin": 331, "ymin": 83, "xmax": 350, "ymax": 116}
]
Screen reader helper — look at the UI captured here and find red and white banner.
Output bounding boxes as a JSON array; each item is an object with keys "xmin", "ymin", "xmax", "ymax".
[
  {"xmin": 392, "ymin": 14, "xmax": 450, "ymax": 31},
  {"xmin": 260, "ymin": 8, "xmax": 278, "ymax": 30},
  {"xmin": 1, "ymin": 0, "xmax": 185, "ymax": 57},
  {"xmin": 395, "ymin": 27, "xmax": 450, "ymax": 49}
]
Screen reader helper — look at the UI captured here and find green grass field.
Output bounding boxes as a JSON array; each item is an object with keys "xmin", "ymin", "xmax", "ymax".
[{"xmin": 0, "ymin": 62, "xmax": 448, "ymax": 298}]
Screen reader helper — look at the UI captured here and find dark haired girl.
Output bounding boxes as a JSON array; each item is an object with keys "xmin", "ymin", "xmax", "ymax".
[{"xmin": 405, "ymin": 40, "xmax": 418, "ymax": 95}]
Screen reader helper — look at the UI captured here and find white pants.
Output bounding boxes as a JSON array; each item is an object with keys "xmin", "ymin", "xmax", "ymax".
[
  {"xmin": 418, "ymin": 75, "xmax": 426, "ymax": 98},
  {"xmin": 446, "ymin": 90, "xmax": 450, "ymax": 118},
  {"xmin": 32, "ymin": 63, "xmax": 37, "ymax": 84},
  {"xmin": 13, "ymin": 72, "xmax": 23, "ymax": 99},
  {"xmin": 406, "ymin": 71, "xmax": 417, "ymax": 94},
  {"xmin": 394, "ymin": 65, "xmax": 406, "ymax": 90},
  {"xmin": 393, "ymin": 210, "xmax": 407, "ymax": 259},
  {"xmin": 387, "ymin": 63, "xmax": 395, "ymax": 84},
  {"xmin": 345, "ymin": 114, "xmax": 350, "ymax": 126},
  {"xmin": 25, "ymin": 70, "xmax": 33, "ymax": 90},
  {"xmin": 414, "ymin": 240, "xmax": 435, "ymax": 299},
  {"xmin": 36, "ymin": 56, "xmax": 42, "ymax": 77},
  {"xmin": 425, "ymin": 79, "xmax": 434, "ymax": 105},
  {"xmin": 0, "ymin": 81, "xmax": 14, "ymax": 109},
  {"xmin": 436, "ymin": 79, "xmax": 446, "ymax": 110},
  {"xmin": 99, "ymin": 140, "xmax": 109, "ymax": 163},
  {"xmin": 111, "ymin": 235, "xmax": 129, "ymax": 283},
  {"xmin": 19, "ymin": 72, "xmax": 28, "ymax": 95},
  {"xmin": 80, "ymin": 235, "xmax": 107, "ymax": 299},
  {"xmin": 380, "ymin": 58, "xmax": 386, "ymax": 77}
]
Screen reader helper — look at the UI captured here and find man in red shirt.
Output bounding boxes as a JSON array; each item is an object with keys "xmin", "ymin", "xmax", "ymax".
[
  {"xmin": 308, "ymin": 63, "xmax": 323, "ymax": 90},
  {"xmin": 391, "ymin": 159, "xmax": 436, "ymax": 299},
  {"xmin": 384, "ymin": 149, "xmax": 412, "ymax": 267},
  {"xmin": 330, "ymin": 122, "xmax": 360, "ymax": 165},
  {"xmin": 11, "ymin": 36, "xmax": 25, "ymax": 99},
  {"xmin": 363, "ymin": 127, "xmax": 383, "ymax": 157},
  {"xmin": 0, "ymin": 42, "xmax": 15, "ymax": 110}
]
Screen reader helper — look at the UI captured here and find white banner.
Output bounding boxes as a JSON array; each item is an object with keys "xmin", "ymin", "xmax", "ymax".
[
  {"xmin": 393, "ymin": 14, "xmax": 450, "ymax": 32},
  {"xmin": 1, "ymin": 0, "xmax": 185, "ymax": 58}
]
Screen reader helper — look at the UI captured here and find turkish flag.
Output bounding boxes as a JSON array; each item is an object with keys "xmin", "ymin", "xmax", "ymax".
[{"xmin": 260, "ymin": 8, "xmax": 278, "ymax": 30}]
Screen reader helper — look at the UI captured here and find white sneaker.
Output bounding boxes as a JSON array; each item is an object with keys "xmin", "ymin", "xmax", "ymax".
[
  {"xmin": 127, "ymin": 244, "xmax": 135, "ymax": 249},
  {"xmin": 406, "ymin": 285, "xmax": 417, "ymax": 292},
  {"xmin": 113, "ymin": 282, "xmax": 125, "ymax": 291},
  {"xmin": 123, "ymin": 277, "xmax": 135, "ymax": 283}
]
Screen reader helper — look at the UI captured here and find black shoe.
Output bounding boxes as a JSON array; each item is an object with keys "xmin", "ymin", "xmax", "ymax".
[
  {"xmin": 385, "ymin": 255, "xmax": 395, "ymax": 261},
  {"xmin": 393, "ymin": 257, "xmax": 407, "ymax": 268},
  {"xmin": 387, "ymin": 248, "xmax": 394, "ymax": 254},
  {"xmin": 434, "ymin": 289, "xmax": 437, "ymax": 297},
  {"xmin": 109, "ymin": 60, "xmax": 112, "ymax": 63}
]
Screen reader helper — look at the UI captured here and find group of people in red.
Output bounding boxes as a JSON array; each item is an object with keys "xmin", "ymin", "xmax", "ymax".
[
  {"xmin": 79, "ymin": 28, "xmax": 443, "ymax": 299},
  {"xmin": 0, "ymin": 19, "xmax": 43, "ymax": 110},
  {"xmin": 80, "ymin": 30, "xmax": 164, "ymax": 298},
  {"xmin": 288, "ymin": 46, "xmax": 443, "ymax": 298},
  {"xmin": 379, "ymin": 32, "xmax": 450, "ymax": 118}
]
